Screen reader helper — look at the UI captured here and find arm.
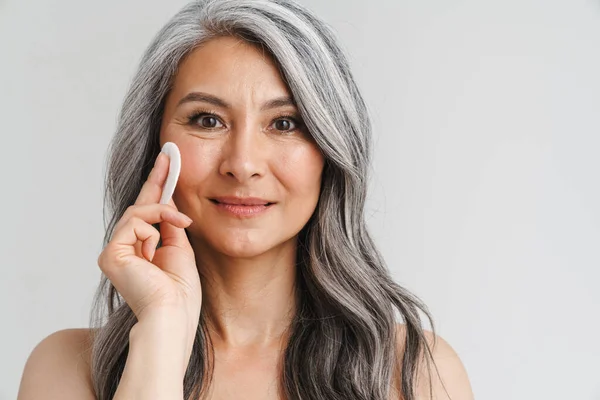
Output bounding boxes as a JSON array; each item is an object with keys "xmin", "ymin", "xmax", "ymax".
[
  {"xmin": 18, "ymin": 311, "xmax": 195, "ymax": 400},
  {"xmin": 113, "ymin": 309, "xmax": 196, "ymax": 400}
]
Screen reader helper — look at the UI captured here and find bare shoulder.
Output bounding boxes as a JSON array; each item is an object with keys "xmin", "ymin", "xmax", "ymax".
[
  {"xmin": 17, "ymin": 328, "xmax": 96, "ymax": 400},
  {"xmin": 394, "ymin": 324, "xmax": 474, "ymax": 400}
]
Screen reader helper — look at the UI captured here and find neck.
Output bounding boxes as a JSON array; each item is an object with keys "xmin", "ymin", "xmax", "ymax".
[{"xmin": 190, "ymin": 236, "xmax": 298, "ymax": 349}]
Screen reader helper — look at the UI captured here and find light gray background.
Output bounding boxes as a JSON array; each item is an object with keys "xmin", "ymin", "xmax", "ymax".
[{"xmin": 1, "ymin": 0, "xmax": 599, "ymax": 399}]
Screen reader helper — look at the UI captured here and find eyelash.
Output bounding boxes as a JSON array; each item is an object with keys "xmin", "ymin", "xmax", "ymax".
[{"xmin": 185, "ymin": 109, "xmax": 303, "ymax": 134}]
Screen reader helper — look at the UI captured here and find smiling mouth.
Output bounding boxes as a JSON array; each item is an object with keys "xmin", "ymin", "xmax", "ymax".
[
  {"xmin": 208, "ymin": 198, "xmax": 276, "ymax": 218},
  {"xmin": 209, "ymin": 199, "xmax": 275, "ymax": 206}
]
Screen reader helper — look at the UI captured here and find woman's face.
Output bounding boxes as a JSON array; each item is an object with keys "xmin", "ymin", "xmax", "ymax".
[{"xmin": 159, "ymin": 36, "xmax": 325, "ymax": 259}]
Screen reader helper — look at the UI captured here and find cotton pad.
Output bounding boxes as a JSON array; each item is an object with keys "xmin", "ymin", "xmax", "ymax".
[{"xmin": 159, "ymin": 142, "xmax": 181, "ymax": 205}]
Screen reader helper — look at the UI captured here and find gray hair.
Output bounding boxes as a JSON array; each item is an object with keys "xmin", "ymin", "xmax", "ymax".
[{"xmin": 89, "ymin": 0, "xmax": 441, "ymax": 399}]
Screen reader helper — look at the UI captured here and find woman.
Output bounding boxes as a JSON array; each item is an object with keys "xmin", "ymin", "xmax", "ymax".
[{"xmin": 18, "ymin": 0, "xmax": 473, "ymax": 399}]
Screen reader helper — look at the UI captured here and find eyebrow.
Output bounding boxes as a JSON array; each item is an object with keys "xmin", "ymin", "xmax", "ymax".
[{"xmin": 176, "ymin": 91, "xmax": 297, "ymax": 111}]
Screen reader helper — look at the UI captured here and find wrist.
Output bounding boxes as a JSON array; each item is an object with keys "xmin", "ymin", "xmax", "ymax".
[
  {"xmin": 114, "ymin": 320, "xmax": 188, "ymax": 399},
  {"xmin": 130, "ymin": 309, "xmax": 198, "ymax": 376}
]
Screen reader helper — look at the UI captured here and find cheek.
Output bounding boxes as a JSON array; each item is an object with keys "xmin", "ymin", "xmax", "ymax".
[
  {"xmin": 277, "ymin": 144, "xmax": 324, "ymax": 198},
  {"xmin": 173, "ymin": 142, "xmax": 219, "ymax": 197}
]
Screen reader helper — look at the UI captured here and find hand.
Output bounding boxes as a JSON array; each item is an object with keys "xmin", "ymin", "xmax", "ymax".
[{"xmin": 97, "ymin": 151, "xmax": 202, "ymax": 327}]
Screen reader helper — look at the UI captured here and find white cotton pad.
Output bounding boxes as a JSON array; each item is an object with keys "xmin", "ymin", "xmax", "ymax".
[{"xmin": 159, "ymin": 142, "xmax": 181, "ymax": 205}]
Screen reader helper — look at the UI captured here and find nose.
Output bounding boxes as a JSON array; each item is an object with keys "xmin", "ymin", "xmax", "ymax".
[{"xmin": 218, "ymin": 120, "xmax": 267, "ymax": 183}]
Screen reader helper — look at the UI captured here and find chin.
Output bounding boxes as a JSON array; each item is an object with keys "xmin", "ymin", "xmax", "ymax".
[
  {"xmin": 208, "ymin": 230, "xmax": 297, "ymax": 260},
  {"xmin": 215, "ymin": 242, "xmax": 270, "ymax": 259},
  {"xmin": 199, "ymin": 229, "xmax": 266, "ymax": 257}
]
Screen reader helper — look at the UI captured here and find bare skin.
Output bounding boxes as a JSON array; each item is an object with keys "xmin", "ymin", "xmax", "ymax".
[
  {"xmin": 17, "ymin": 36, "xmax": 474, "ymax": 400},
  {"xmin": 157, "ymin": 36, "xmax": 325, "ymax": 398}
]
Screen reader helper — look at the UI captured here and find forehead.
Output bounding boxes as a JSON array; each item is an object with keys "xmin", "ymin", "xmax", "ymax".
[{"xmin": 169, "ymin": 36, "xmax": 292, "ymax": 102}]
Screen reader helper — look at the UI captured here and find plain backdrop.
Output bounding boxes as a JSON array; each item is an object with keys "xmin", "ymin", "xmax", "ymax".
[{"xmin": 1, "ymin": 0, "xmax": 599, "ymax": 399}]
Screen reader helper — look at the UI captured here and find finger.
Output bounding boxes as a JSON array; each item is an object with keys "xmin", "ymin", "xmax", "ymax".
[
  {"xmin": 160, "ymin": 197, "xmax": 193, "ymax": 251},
  {"xmin": 134, "ymin": 152, "xmax": 168, "ymax": 206},
  {"xmin": 142, "ymin": 231, "xmax": 160, "ymax": 262},
  {"xmin": 98, "ymin": 221, "xmax": 162, "ymax": 317},
  {"xmin": 115, "ymin": 203, "xmax": 177, "ymax": 233},
  {"xmin": 99, "ymin": 218, "xmax": 159, "ymax": 281},
  {"xmin": 134, "ymin": 241, "xmax": 143, "ymax": 259},
  {"xmin": 112, "ymin": 208, "xmax": 191, "ymax": 248}
]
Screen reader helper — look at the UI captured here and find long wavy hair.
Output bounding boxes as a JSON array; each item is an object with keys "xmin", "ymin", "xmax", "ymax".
[{"xmin": 89, "ymin": 0, "xmax": 441, "ymax": 399}]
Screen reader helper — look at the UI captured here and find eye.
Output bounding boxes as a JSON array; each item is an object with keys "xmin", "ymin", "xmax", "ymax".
[
  {"xmin": 185, "ymin": 110, "xmax": 303, "ymax": 134},
  {"xmin": 272, "ymin": 115, "xmax": 302, "ymax": 134},
  {"xmin": 186, "ymin": 111, "xmax": 224, "ymax": 129}
]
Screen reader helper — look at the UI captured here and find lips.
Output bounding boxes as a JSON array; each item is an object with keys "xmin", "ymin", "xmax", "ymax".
[
  {"xmin": 210, "ymin": 199, "xmax": 274, "ymax": 207},
  {"xmin": 210, "ymin": 197, "xmax": 275, "ymax": 218},
  {"xmin": 210, "ymin": 197, "xmax": 274, "ymax": 206}
]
